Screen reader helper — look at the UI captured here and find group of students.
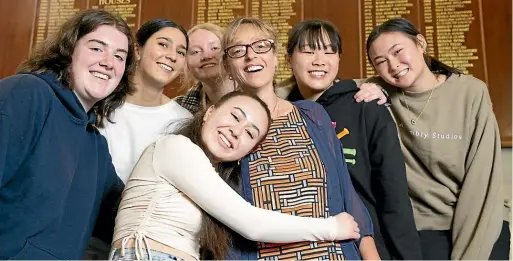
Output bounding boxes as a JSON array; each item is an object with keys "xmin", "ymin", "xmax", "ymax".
[{"xmin": 0, "ymin": 8, "xmax": 509, "ymax": 261}]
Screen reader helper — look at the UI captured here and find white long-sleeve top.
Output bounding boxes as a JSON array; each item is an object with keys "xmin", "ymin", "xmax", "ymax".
[{"xmin": 112, "ymin": 135, "xmax": 341, "ymax": 260}]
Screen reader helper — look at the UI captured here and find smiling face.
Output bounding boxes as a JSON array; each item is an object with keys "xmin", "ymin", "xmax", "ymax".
[
  {"xmin": 136, "ymin": 27, "xmax": 187, "ymax": 88},
  {"xmin": 187, "ymin": 28, "xmax": 223, "ymax": 82},
  {"xmin": 288, "ymin": 31, "xmax": 340, "ymax": 94},
  {"xmin": 70, "ymin": 25, "xmax": 128, "ymax": 111},
  {"xmin": 224, "ymin": 24, "xmax": 277, "ymax": 92},
  {"xmin": 368, "ymin": 31, "xmax": 429, "ymax": 90},
  {"xmin": 201, "ymin": 95, "xmax": 269, "ymax": 162}
]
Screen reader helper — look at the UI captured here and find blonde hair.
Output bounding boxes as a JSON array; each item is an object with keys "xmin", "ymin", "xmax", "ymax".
[
  {"xmin": 222, "ymin": 17, "xmax": 278, "ymax": 51},
  {"xmin": 221, "ymin": 17, "xmax": 280, "ymax": 89},
  {"xmin": 181, "ymin": 23, "xmax": 225, "ymax": 90}
]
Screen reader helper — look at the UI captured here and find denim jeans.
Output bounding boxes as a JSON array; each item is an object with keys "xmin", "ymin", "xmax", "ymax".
[{"xmin": 109, "ymin": 247, "xmax": 185, "ymax": 261}]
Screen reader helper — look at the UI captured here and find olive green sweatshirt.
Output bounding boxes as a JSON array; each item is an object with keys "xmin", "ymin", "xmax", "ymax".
[{"xmin": 367, "ymin": 74, "xmax": 506, "ymax": 260}]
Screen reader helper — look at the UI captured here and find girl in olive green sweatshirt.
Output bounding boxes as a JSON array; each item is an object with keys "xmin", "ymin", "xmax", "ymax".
[{"xmin": 362, "ymin": 18, "xmax": 509, "ymax": 260}]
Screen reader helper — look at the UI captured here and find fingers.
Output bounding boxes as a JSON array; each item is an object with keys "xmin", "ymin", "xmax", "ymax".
[
  {"xmin": 364, "ymin": 94, "xmax": 377, "ymax": 102},
  {"xmin": 354, "ymin": 92, "xmax": 366, "ymax": 103},
  {"xmin": 350, "ymin": 231, "xmax": 361, "ymax": 240},
  {"xmin": 352, "ymin": 220, "xmax": 360, "ymax": 233},
  {"xmin": 343, "ymin": 212, "xmax": 355, "ymax": 221},
  {"xmin": 334, "ymin": 212, "xmax": 362, "ymax": 240},
  {"xmin": 377, "ymin": 96, "xmax": 387, "ymax": 105},
  {"xmin": 355, "ymin": 83, "xmax": 375, "ymax": 102},
  {"xmin": 354, "ymin": 88, "xmax": 370, "ymax": 102},
  {"xmin": 354, "ymin": 92, "xmax": 377, "ymax": 103},
  {"xmin": 355, "ymin": 93, "xmax": 387, "ymax": 104},
  {"xmin": 350, "ymin": 220, "xmax": 360, "ymax": 239},
  {"xmin": 355, "ymin": 83, "xmax": 386, "ymax": 104}
]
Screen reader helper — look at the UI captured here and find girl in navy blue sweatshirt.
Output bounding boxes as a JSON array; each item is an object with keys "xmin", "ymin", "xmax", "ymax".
[{"xmin": 0, "ymin": 9, "xmax": 135, "ymax": 260}]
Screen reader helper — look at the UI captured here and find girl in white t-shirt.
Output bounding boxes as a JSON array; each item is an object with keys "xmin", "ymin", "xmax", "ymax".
[
  {"xmin": 99, "ymin": 19, "xmax": 192, "ymax": 183},
  {"xmin": 85, "ymin": 18, "xmax": 194, "ymax": 261}
]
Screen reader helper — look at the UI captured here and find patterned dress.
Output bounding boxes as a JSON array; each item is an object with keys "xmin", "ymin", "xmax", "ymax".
[{"xmin": 248, "ymin": 107, "xmax": 345, "ymax": 260}]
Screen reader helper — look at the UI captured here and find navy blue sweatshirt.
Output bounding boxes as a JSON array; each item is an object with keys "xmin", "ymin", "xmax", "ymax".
[
  {"xmin": 288, "ymin": 80, "xmax": 422, "ymax": 260},
  {"xmin": 0, "ymin": 73, "xmax": 123, "ymax": 260}
]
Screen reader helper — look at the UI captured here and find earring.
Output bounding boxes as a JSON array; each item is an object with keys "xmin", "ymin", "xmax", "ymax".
[
  {"xmin": 237, "ymin": 159, "xmax": 241, "ymax": 166},
  {"xmin": 229, "ymin": 75, "xmax": 233, "ymax": 80}
]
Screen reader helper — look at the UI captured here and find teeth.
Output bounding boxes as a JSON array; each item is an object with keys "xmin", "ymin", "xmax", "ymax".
[
  {"xmin": 219, "ymin": 133, "xmax": 232, "ymax": 148},
  {"xmin": 202, "ymin": 63, "xmax": 216, "ymax": 68},
  {"xmin": 310, "ymin": 71, "xmax": 326, "ymax": 77},
  {"xmin": 91, "ymin": 72, "xmax": 108, "ymax": 80},
  {"xmin": 246, "ymin": 65, "xmax": 264, "ymax": 72},
  {"xmin": 394, "ymin": 68, "xmax": 408, "ymax": 78},
  {"xmin": 158, "ymin": 63, "xmax": 172, "ymax": 72}
]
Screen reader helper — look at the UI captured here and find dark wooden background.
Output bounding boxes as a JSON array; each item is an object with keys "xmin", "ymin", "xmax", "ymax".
[{"xmin": 0, "ymin": 0, "xmax": 510, "ymax": 146}]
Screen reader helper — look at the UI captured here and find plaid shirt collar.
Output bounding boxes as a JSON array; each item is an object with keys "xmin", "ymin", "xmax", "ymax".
[{"xmin": 175, "ymin": 83, "xmax": 203, "ymax": 114}]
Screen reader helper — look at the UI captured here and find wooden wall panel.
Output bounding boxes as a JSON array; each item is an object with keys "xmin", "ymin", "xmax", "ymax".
[
  {"xmin": 482, "ymin": 0, "xmax": 512, "ymax": 146},
  {"xmin": 0, "ymin": 0, "xmax": 38, "ymax": 78},
  {"xmin": 138, "ymin": 0, "xmax": 194, "ymax": 98},
  {"xmin": 139, "ymin": 0, "xmax": 193, "ymax": 32},
  {"xmin": 0, "ymin": 0, "xmax": 511, "ymax": 146},
  {"xmin": 303, "ymin": 0, "xmax": 362, "ymax": 79}
]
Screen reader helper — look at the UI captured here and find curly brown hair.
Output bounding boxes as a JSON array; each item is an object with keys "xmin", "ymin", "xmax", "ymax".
[{"xmin": 17, "ymin": 9, "xmax": 136, "ymax": 127}]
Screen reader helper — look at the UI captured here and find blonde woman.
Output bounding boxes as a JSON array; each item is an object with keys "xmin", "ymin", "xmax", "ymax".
[
  {"xmin": 221, "ymin": 17, "xmax": 379, "ymax": 260},
  {"xmin": 176, "ymin": 23, "xmax": 235, "ymax": 114}
]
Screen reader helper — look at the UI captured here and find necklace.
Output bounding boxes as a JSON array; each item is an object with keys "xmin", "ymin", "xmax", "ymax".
[{"xmin": 401, "ymin": 87, "xmax": 434, "ymax": 125}]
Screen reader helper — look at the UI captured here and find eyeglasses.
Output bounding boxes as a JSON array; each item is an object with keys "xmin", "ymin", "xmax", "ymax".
[{"xmin": 224, "ymin": 39, "xmax": 275, "ymax": 58}]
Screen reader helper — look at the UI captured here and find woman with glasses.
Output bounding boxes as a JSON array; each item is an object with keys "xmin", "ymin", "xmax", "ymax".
[{"xmin": 221, "ymin": 17, "xmax": 379, "ymax": 260}]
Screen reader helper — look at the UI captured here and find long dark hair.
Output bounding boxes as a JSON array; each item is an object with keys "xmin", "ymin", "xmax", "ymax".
[
  {"xmin": 366, "ymin": 18, "xmax": 461, "ymax": 75},
  {"xmin": 136, "ymin": 18, "xmax": 188, "ymax": 48},
  {"xmin": 17, "ymin": 9, "xmax": 136, "ymax": 128},
  {"xmin": 172, "ymin": 91, "xmax": 271, "ymax": 259}
]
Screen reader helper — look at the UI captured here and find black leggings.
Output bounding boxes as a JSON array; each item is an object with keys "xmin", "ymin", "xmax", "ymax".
[
  {"xmin": 489, "ymin": 221, "xmax": 511, "ymax": 260},
  {"xmin": 418, "ymin": 221, "xmax": 510, "ymax": 260},
  {"xmin": 418, "ymin": 230, "xmax": 452, "ymax": 260}
]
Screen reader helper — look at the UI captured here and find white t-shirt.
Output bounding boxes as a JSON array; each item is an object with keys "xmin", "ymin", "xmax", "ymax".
[{"xmin": 99, "ymin": 101, "xmax": 192, "ymax": 183}]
